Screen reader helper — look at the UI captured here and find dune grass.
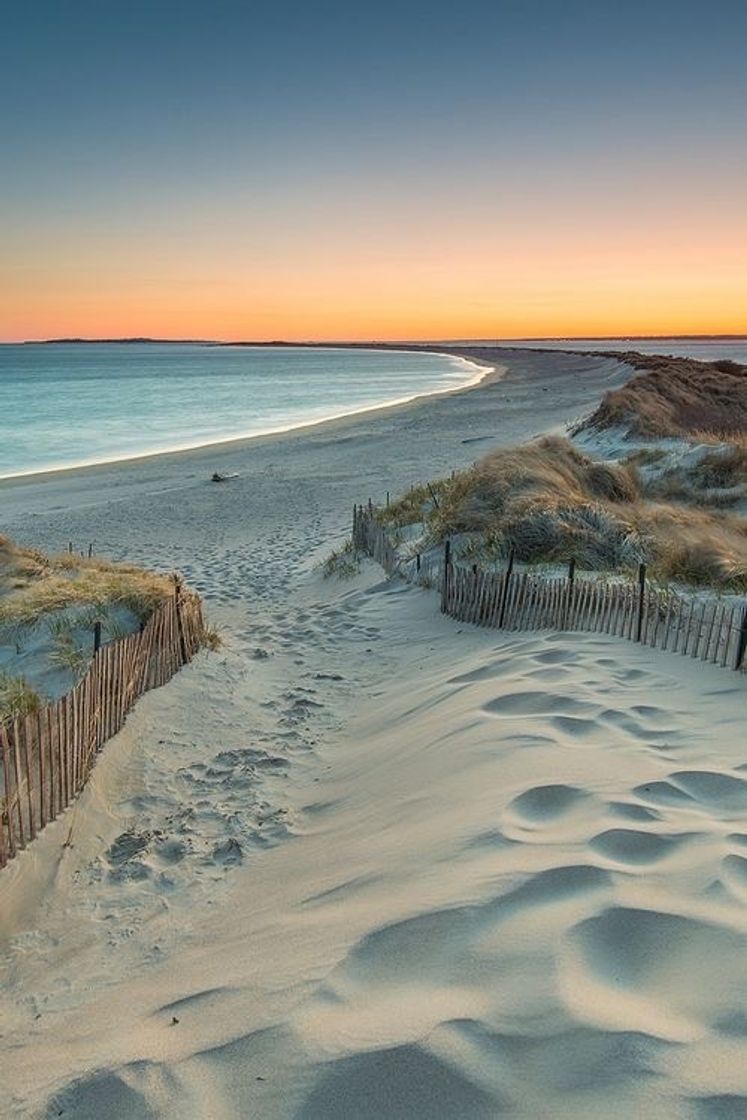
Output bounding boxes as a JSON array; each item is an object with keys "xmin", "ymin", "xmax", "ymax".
[
  {"xmin": 382, "ymin": 436, "xmax": 747, "ymax": 592},
  {"xmin": 322, "ymin": 538, "xmax": 362, "ymax": 579},
  {"xmin": 0, "ymin": 536, "xmax": 175, "ymax": 629},
  {"xmin": 640, "ymin": 437, "xmax": 747, "ymax": 510},
  {"xmin": 0, "ymin": 669, "xmax": 45, "ymax": 723},
  {"xmin": 581, "ymin": 353, "xmax": 747, "ymax": 439}
]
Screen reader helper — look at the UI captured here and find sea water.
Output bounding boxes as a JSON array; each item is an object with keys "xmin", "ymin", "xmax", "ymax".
[{"xmin": 0, "ymin": 344, "xmax": 484, "ymax": 478}]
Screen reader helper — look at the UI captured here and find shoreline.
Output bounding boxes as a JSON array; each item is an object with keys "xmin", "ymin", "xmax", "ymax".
[{"xmin": 0, "ymin": 349, "xmax": 500, "ymax": 486}]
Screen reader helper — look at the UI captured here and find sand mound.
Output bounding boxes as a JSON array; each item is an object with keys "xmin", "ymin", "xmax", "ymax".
[{"xmin": 583, "ymin": 352, "xmax": 747, "ymax": 439}]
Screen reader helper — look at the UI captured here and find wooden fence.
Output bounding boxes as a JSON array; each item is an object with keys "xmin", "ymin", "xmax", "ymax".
[
  {"xmin": 0, "ymin": 585, "xmax": 204, "ymax": 869},
  {"xmin": 353, "ymin": 506, "xmax": 747, "ymax": 673}
]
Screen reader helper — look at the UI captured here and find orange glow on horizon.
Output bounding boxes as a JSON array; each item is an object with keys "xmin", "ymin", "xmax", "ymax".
[
  {"xmin": 3, "ymin": 189, "xmax": 746, "ymax": 343},
  {"xmin": 3, "ymin": 281, "xmax": 745, "ymax": 345}
]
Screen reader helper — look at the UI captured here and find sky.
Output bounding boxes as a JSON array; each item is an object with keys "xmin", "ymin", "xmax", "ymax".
[{"xmin": 2, "ymin": 0, "xmax": 746, "ymax": 342}]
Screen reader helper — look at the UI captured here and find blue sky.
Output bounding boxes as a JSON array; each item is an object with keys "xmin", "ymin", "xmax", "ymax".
[{"xmin": 2, "ymin": 0, "xmax": 746, "ymax": 339}]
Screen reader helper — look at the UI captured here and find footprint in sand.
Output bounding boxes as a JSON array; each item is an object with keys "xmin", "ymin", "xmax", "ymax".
[
  {"xmin": 670, "ymin": 771, "xmax": 747, "ymax": 814},
  {"xmin": 691, "ymin": 1095, "xmax": 747, "ymax": 1120},
  {"xmin": 636, "ymin": 772, "xmax": 747, "ymax": 819},
  {"xmin": 588, "ymin": 828, "xmax": 694, "ymax": 866},
  {"xmin": 721, "ymin": 854, "xmax": 747, "ymax": 897},
  {"xmin": 482, "ymin": 692, "xmax": 597, "ymax": 718},
  {"xmin": 567, "ymin": 905, "xmax": 747, "ymax": 1034},
  {"xmin": 507, "ymin": 784, "xmax": 592, "ymax": 826},
  {"xmin": 294, "ymin": 1043, "xmax": 497, "ymax": 1120},
  {"xmin": 632, "ymin": 780, "xmax": 699, "ymax": 809}
]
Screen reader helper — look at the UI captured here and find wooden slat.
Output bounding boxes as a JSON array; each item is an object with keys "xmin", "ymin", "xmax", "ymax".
[
  {"xmin": 0, "ymin": 724, "xmax": 16, "ymax": 860},
  {"xmin": 11, "ymin": 720, "xmax": 26, "ymax": 848},
  {"xmin": 722, "ymin": 606, "xmax": 737, "ymax": 668},
  {"xmin": 502, "ymin": 571, "xmax": 516, "ymax": 628}
]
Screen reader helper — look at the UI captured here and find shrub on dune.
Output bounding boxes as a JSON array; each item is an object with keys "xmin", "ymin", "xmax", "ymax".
[{"xmin": 381, "ymin": 437, "xmax": 747, "ymax": 592}]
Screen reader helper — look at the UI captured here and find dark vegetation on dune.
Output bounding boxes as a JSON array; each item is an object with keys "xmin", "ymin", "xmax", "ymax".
[
  {"xmin": 580, "ymin": 352, "xmax": 747, "ymax": 439},
  {"xmin": 380, "ymin": 437, "xmax": 747, "ymax": 593}
]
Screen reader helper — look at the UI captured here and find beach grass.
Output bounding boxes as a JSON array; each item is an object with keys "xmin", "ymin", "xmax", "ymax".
[
  {"xmin": 322, "ymin": 538, "xmax": 362, "ymax": 579},
  {"xmin": 0, "ymin": 668, "xmax": 45, "ymax": 723},
  {"xmin": 0, "ymin": 536, "xmax": 176, "ymax": 630},
  {"xmin": 582, "ymin": 353, "xmax": 747, "ymax": 438},
  {"xmin": 383, "ymin": 436, "xmax": 747, "ymax": 591}
]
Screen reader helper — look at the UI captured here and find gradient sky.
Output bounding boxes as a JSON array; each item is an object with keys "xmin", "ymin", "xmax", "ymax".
[{"xmin": 2, "ymin": 0, "xmax": 746, "ymax": 341}]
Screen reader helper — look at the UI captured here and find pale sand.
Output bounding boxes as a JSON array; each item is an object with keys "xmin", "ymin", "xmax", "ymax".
[{"xmin": 1, "ymin": 348, "xmax": 746, "ymax": 1119}]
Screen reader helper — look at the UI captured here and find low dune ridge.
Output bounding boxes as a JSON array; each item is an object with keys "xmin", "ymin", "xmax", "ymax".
[{"xmin": 580, "ymin": 352, "xmax": 747, "ymax": 439}]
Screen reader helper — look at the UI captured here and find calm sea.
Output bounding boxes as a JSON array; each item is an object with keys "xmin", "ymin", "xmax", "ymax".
[{"xmin": 0, "ymin": 344, "xmax": 483, "ymax": 478}]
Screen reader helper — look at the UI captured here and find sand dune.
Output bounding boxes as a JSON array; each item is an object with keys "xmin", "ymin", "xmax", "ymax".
[{"xmin": 0, "ymin": 348, "xmax": 745, "ymax": 1119}]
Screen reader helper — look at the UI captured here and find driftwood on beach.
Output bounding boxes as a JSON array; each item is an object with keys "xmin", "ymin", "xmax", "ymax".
[
  {"xmin": 353, "ymin": 506, "xmax": 747, "ymax": 674},
  {"xmin": 0, "ymin": 585, "xmax": 205, "ymax": 870}
]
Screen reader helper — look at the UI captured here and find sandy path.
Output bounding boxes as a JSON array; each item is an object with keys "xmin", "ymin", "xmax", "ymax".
[{"xmin": 1, "ymin": 348, "xmax": 745, "ymax": 1119}]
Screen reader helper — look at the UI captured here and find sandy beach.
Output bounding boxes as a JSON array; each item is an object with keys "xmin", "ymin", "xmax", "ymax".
[{"xmin": 1, "ymin": 347, "xmax": 746, "ymax": 1120}]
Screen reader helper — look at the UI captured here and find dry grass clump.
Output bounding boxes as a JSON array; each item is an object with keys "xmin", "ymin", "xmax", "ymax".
[
  {"xmin": 393, "ymin": 436, "xmax": 640, "ymax": 530},
  {"xmin": 623, "ymin": 447, "xmax": 668, "ymax": 467},
  {"xmin": 0, "ymin": 669, "xmax": 44, "ymax": 723},
  {"xmin": 322, "ymin": 538, "xmax": 362, "ymax": 579},
  {"xmin": 581, "ymin": 353, "xmax": 747, "ymax": 438},
  {"xmin": 644, "ymin": 506, "xmax": 747, "ymax": 589},
  {"xmin": 643, "ymin": 439, "xmax": 747, "ymax": 510},
  {"xmin": 200, "ymin": 620, "xmax": 224, "ymax": 651},
  {"xmin": 0, "ymin": 536, "xmax": 175, "ymax": 629},
  {"xmin": 383, "ymin": 437, "xmax": 747, "ymax": 591},
  {"xmin": 379, "ymin": 483, "xmax": 438, "ymax": 529},
  {"xmin": 691, "ymin": 442, "xmax": 747, "ymax": 491}
]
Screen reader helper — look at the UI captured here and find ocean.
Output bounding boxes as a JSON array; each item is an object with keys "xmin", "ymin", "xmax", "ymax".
[{"xmin": 0, "ymin": 344, "xmax": 483, "ymax": 478}]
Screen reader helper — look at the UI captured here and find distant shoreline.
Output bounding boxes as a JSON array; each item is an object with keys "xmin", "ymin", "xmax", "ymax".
[{"xmin": 9, "ymin": 333, "xmax": 747, "ymax": 347}]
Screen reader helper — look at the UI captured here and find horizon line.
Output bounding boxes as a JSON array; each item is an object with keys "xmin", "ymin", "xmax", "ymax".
[{"xmin": 5, "ymin": 332, "xmax": 747, "ymax": 347}]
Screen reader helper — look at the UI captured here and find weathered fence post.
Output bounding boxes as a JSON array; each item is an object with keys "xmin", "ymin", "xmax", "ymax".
[
  {"xmin": 441, "ymin": 539, "xmax": 451, "ymax": 614},
  {"xmin": 386, "ymin": 491, "xmax": 390, "ymax": 508},
  {"xmin": 564, "ymin": 558, "xmax": 576, "ymax": 629},
  {"xmin": 88, "ymin": 543, "xmax": 93, "ymax": 558},
  {"xmin": 735, "ymin": 605, "xmax": 747, "ymax": 671},
  {"xmin": 173, "ymin": 575, "xmax": 189, "ymax": 665},
  {"xmin": 636, "ymin": 563, "xmax": 647, "ymax": 642},
  {"xmin": 93, "ymin": 621, "xmax": 102, "ymax": 654},
  {"xmin": 498, "ymin": 547, "xmax": 516, "ymax": 628},
  {"xmin": 416, "ymin": 553, "xmax": 421, "ymax": 573}
]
